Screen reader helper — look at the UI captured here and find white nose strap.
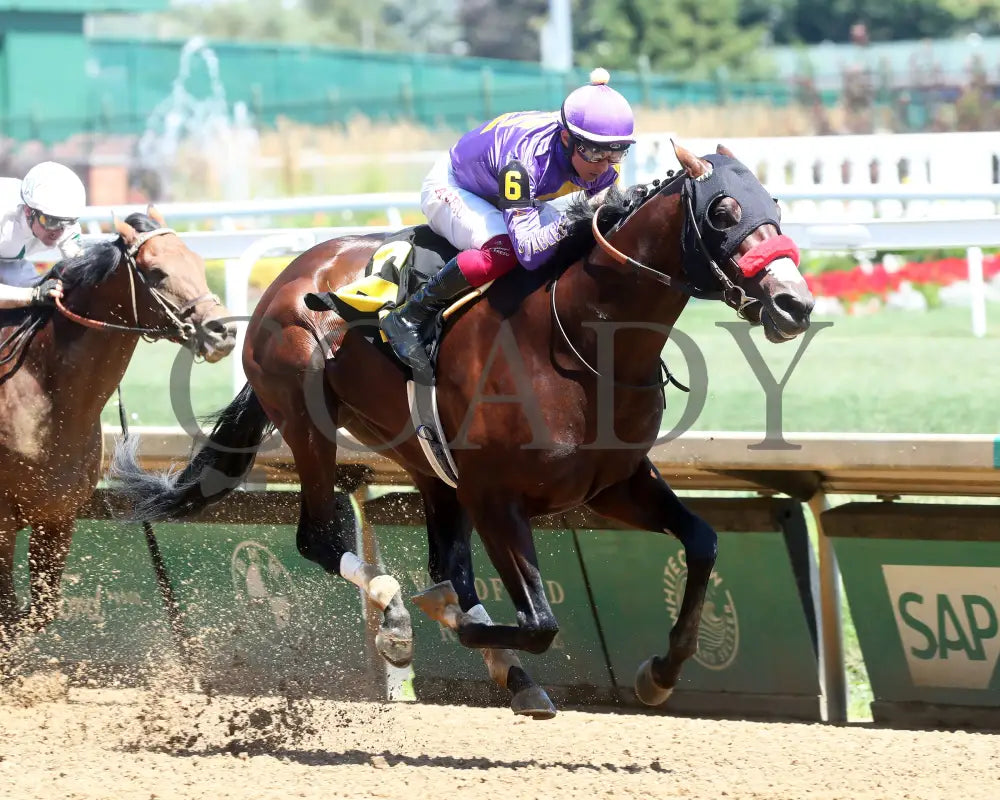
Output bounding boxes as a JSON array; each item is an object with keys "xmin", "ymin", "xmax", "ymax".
[{"xmin": 767, "ymin": 256, "xmax": 802, "ymax": 284}]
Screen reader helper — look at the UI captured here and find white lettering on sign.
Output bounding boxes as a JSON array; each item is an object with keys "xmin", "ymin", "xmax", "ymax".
[
  {"xmin": 882, "ymin": 565, "xmax": 1000, "ymax": 689},
  {"xmin": 472, "ymin": 575, "xmax": 566, "ymax": 604},
  {"xmin": 58, "ymin": 583, "xmax": 144, "ymax": 624}
]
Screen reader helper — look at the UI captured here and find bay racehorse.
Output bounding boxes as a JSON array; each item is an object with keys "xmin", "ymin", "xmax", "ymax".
[
  {"xmin": 0, "ymin": 209, "xmax": 235, "ymax": 646},
  {"xmin": 111, "ymin": 144, "xmax": 814, "ymax": 718}
]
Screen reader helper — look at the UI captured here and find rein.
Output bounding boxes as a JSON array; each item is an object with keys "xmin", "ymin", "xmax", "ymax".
[
  {"xmin": 589, "ymin": 183, "xmax": 757, "ymax": 317},
  {"xmin": 549, "ymin": 170, "xmax": 761, "ymax": 391},
  {"xmin": 54, "ymin": 228, "xmax": 221, "ymax": 344},
  {"xmin": 548, "ymin": 281, "xmax": 688, "ymax": 393},
  {"xmin": 0, "ymin": 315, "xmax": 47, "ymax": 378}
]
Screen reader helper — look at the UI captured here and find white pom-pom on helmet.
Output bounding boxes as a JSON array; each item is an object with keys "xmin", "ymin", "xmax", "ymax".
[
  {"xmin": 20, "ymin": 162, "xmax": 86, "ymax": 220},
  {"xmin": 561, "ymin": 67, "xmax": 635, "ymax": 145}
]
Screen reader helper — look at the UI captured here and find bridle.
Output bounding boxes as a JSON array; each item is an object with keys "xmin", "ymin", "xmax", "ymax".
[
  {"xmin": 591, "ymin": 173, "xmax": 759, "ymax": 318},
  {"xmin": 54, "ymin": 227, "xmax": 222, "ymax": 345},
  {"xmin": 550, "ymin": 168, "xmax": 768, "ymax": 391}
]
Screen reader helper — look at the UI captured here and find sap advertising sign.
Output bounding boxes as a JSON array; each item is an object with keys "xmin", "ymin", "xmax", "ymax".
[{"xmin": 883, "ymin": 565, "xmax": 1000, "ymax": 690}]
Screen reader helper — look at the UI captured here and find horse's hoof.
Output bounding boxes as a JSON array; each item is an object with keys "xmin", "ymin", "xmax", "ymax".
[
  {"xmin": 410, "ymin": 581, "xmax": 460, "ymax": 624},
  {"xmin": 634, "ymin": 657, "xmax": 673, "ymax": 707},
  {"xmin": 376, "ymin": 630, "xmax": 414, "ymax": 668},
  {"xmin": 511, "ymin": 684, "xmax": 557, "ymax": 720}
]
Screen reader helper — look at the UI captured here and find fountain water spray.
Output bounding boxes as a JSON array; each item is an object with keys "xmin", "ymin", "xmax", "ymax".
[{"xmin": 137, "ymin": 37, "xmax": 257, "ymax": 203}]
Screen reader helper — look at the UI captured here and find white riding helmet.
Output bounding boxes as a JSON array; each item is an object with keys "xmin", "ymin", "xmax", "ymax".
[{"xmin": 20, "ymin": 161, "xmax": 86, "ymax": 219}]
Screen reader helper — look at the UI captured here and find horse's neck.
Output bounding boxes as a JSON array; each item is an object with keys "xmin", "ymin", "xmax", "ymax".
[
  {"xmin": 49, "ymin": 275, "xmax": 142, "ymax": 424},
  {"xmin": 558, "ymin": 192, "xmax": 689, "ymax": 384}
]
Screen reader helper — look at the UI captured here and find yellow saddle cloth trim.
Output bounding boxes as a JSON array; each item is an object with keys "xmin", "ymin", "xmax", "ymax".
[
  {"xmin": 331, "ymin": 240, "xmax": 413, "ymax": 313},
  {"xmin": 333, "ymin": 274, "xmax": 398, "ymax": 313},
  {"xmin": 372, "ymin": 240, "xmax": 413, "ymax": 279}
]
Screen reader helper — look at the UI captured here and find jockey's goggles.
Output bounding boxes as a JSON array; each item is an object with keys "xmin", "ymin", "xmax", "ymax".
[
  {"xmin": 32, "ymin": 210, "xmax": 77, "ymax": 232},
  {"xmin": 573, "ymin": 137, "xmax": 630, "ymax": 164}
]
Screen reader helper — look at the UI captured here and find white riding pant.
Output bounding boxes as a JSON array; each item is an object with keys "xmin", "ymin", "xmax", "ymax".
[
  {"xmin": 0, "ymin": 259, "xmax": 40, "ymax": 287},
  {"xmin": 420, "ymin": 154, "xmax": 561, "ymax": 251}
]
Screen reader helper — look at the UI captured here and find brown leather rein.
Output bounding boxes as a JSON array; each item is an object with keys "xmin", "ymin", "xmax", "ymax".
[{"xmin": 547, "ymin": 180, "xmax": 756, "ymax": 393}]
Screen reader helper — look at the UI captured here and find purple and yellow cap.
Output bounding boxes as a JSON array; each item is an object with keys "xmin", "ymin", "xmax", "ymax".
[{"xmin": 560, "ymin": 68, "xmax": 636, "ymax": 145}]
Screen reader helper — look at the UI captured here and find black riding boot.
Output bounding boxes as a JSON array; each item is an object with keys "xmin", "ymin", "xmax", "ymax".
[{"xmin": 380, "ymin": 256, "xmax": 471, "ymax": 382}]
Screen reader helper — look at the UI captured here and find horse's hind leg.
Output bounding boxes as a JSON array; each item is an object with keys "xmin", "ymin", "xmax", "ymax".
[
  {"xmin": 414, "ymin": 478, "xmax": 556, "ymax": 719},
  {"xmin": 586, "ymin": 458, "xmax": 718, "ymax": 706},
  {"xmin": 282, "ymin": 399, "xmax": 412, "ymax": 668}
]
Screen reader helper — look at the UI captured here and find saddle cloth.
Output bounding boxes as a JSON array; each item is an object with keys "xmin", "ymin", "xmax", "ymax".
[{"xmin": 304, "ymin": 225, "xmax": 457, "ymax": 328}]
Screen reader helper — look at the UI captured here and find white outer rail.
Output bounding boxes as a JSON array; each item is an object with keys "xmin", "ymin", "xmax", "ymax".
[
  {"xmin": 28, "ymin": 213, "xmax": 998, "ymax": 376},
  {"xmin": 75, "ymin": 185, "xmax": 1000, "ymax": 230},
  {"xmin": 30, "ymin": 215, "xmax": 1000, "ymax": 261}
]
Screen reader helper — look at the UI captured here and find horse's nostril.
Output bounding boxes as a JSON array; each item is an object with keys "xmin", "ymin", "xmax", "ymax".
[
  {"xmin": 774, "ymin": 292, "xmax": 813, "ymax": 320},
  {"xmin": 203, "ymin": 318, "xmax": 235, "ymax": 338}
]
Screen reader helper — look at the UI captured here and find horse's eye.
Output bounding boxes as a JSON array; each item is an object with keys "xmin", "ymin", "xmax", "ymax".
[
  {"xmin": 146, "ymin": 267, "xmax": 167, "ymax": 286},
  {"xmin": 708, "ymin": 197, "xmax": 740, "ymax": 230}
]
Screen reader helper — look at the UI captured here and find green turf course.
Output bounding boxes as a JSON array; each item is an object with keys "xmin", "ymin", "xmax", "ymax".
[{"xmin": 104, "ymin": 302, "xmax": 1000, "ymax": 434}]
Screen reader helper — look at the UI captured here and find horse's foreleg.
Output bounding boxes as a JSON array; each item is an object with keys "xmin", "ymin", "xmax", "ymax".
[
  {"xmin": 24, "ymin": 518, "xmax": 75, "ymax": 633},
  {"xmin": 446, "ymin": 498, "xmax": 558, "ymax": 655},
  {"xmin": 415, "ymin": 479, "xmax": 555, "ymax": 719},
  {"xmin": 285, "ymin": 410, "xmax": 413, "ymax": 669},
  {"xmin": 587, "ymin": 458, "xmax": 717, "ymax": 706}
]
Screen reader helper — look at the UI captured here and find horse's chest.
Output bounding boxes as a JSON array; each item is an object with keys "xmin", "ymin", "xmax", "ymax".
[
  {"xmin": 513, "ymin": 449, "xmax": 647, "ymax": 516},
  {"xmin": 0, "ymin": 373, "xmax": 100, "ymax": 499},
  {"xmin": 0, "ymin": 374, "xmax": 55, "ymax": 462}
]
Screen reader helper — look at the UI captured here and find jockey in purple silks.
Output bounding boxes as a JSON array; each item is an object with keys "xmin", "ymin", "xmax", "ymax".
[{"xmin": 380, "ymin": 67, "xmax": 636, "ymax": 381}]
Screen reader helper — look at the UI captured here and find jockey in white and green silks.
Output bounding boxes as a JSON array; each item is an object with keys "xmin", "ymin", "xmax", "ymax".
[
  {"xmin": 380, "ymin": 68, "xmax": 637, "ymax": 382},
  {"xmin": 0, "ymin": 161, "xmax": 86, "ymax": 309}
]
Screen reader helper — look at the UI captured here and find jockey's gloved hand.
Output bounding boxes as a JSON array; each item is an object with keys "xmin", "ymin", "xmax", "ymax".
[{"xmin": 30, "ymin": 278, "xmax": 64, "ymax": 306}]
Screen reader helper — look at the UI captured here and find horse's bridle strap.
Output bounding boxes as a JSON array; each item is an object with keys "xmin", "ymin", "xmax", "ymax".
[
  {"xmin": 55, "ymin": 226, "xmax": 215, "ymax": 343},
  {"xmin": 590, "ymin": 203, "xmax": 724, "ymax": 302},
  {"xmin": 126, "ymin": 227, "xmax": 175, "ymax": 257}
]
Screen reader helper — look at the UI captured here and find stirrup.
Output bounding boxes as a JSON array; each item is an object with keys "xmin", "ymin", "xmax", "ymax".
[{"xmin": 405, "ymin": 350, "xmax": 434, "ymax": 384}]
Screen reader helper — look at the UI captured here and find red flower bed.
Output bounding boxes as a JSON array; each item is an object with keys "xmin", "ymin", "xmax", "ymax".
[{"xmin": 805, "ymin": 254, "xmax": 1000, "ymax": 300}]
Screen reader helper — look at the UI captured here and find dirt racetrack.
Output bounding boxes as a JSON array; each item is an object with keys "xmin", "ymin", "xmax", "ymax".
[{"xmin": 1, "ymin": 671, "xmax": 998, "ymax": 800}]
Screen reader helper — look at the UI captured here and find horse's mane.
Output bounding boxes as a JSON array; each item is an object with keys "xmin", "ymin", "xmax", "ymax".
[
  {"xmin": 0, "ymin": 213, "xmax": 162, "ymax": 369},
  {"xmin": 563, "ymin": 182, "xmax": 653, "ymax": 230},
  {"xmin": 45, "ymin": 212, "xmax": 159, "ymax": 290},
  {"xmin": 550, "ymin": 179, "xmax": 672, "ymax": 271}
]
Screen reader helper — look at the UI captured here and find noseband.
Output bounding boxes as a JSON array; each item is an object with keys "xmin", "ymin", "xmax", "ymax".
[{"xmin": 55, "ymin": 227, "xmax": 222, "ymax": 345}]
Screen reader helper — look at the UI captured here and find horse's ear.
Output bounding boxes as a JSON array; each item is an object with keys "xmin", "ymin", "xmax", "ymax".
[
  {"xmin": 716, "ymin": 143, "xmax": 735, "ymax": 159},
  {"xmin": 671, "ymin": 140, "xmax": 709, "ymax": 179},
  {"xmin": 146, "ymin": 204, "xmax": 166, "ymax": 227},
  {"xmin": 112, "ymin": 212, "xmax": 138, "ymax": 246}
]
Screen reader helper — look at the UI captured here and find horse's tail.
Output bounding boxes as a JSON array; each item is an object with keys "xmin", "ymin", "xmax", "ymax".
[{"xmin": 110, "ymin": 383, "xmax": 274, "ymax": 522}]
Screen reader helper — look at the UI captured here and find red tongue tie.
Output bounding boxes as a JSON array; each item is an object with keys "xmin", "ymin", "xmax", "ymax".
[{"xmin": 737, "ymin": 235, "xmax": 800, "ymax": 278}]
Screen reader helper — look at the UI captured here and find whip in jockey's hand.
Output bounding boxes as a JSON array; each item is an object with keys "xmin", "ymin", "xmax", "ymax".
[
  {"xmin": 379, "ymin": 67, "xmax": 637, "ymax": 382},
  {"xmin": 0, "ymin": 161, "xmax": 85, "ymax": 309}
]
